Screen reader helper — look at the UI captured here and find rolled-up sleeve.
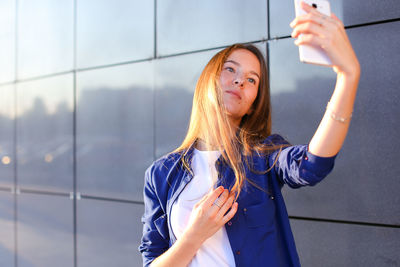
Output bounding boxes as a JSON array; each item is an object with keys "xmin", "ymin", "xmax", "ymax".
[
  {"xmin": 139, "ymin": 164, "xmax": 169, "ymax": 267},
  {"xmin": 269, "ymin": 135, "xmax": 336, "ymax": 188}
]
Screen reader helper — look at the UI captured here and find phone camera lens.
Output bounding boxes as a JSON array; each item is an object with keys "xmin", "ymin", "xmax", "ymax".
[{"xmin": 312, "ymin": 3, "xmax": 317, "ymax": 8}]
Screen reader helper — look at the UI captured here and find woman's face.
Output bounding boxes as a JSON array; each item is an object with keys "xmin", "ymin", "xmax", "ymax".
[{"xmin": 219, "ymin": 48, "xmax": 261, "ymax": 127}]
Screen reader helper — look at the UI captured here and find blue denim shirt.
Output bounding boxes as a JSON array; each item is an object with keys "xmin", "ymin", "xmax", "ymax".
[{"xmin": 139, "ymin": 134, "xmax": 336, "ymax": 267}]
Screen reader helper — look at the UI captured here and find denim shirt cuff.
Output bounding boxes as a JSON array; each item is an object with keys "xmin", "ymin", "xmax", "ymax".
[{"xmin": 301, "ymin": 149, "xmax": 337, "ymax": 176}]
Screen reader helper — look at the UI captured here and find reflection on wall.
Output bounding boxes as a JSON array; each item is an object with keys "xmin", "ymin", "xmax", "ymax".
[
  {"xmin": 0, "ymin": 0, "xmax": 16, "ymax": 83},
  {"xmin": 0, "ymin": 86, "xmax": 14, "ymax": 187},
  {"xmin": 0, "ymin": 192, "xmax": 14, "ymax": 266},
  {"xmin": 17, "ymin": 0, "xmax": 74, "ymax": 79},
  {"xmin": 77, "ymin": 86, "xmax": 153, "ymax": 200},
  {"xmin": 0, "ymin": 111, "xmax": 14, "ymax": 185},
  {"xmin": 16, "ymin": 194, "xmax": 74, "ymax": 267},
  {"xmin": 76, "ymin": 199, "xmax": 142, "ymax": 267},
  {"xmin": 16, "ymin": 75, "xmax": 73, "ymax": 192},
  {"xmin": 155, "ymin": 86, "xmax": 194, "ymax": 157},
  {"xmin": 17, "ymin": 97, "xmax": 73, "ymax": 191}
]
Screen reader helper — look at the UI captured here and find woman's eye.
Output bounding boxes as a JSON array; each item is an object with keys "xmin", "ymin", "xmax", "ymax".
[
  {"xmin": 226, "ymin": 67, "xmax": 234, "ymax": 72},
  {"xmin": 248, "ymin": 78, "xmax": 256, "ymax": 84}
]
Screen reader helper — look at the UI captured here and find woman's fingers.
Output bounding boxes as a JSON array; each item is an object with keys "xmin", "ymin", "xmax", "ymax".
[
  {"xmin": 291, "ymin": 21, "xmax": 326, "ymax": 39},
  {"xmin": 294, "ymin": 33, "xmax": 326, "ymax": 48},
  {"xmin": 216, "ymin": 193, "xmax": 235, "ymax": 217},
  {"xmin": 222, "ymin": 202, "xmax": 238, "ymax": 224},
  {"xmin": 291, "ymin": 11, "xmax": 334, "ymax": 29},
  {"xmin": 203, "ymin": 186, "xmax": 225, "ymax": 207},
  {"xmin": 211, "ymin": 189, "xmax": 229, "ymax": 210}
]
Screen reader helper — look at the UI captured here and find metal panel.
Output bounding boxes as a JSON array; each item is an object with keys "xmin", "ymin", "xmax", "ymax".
[
  {"xmin": 0, "ymin": 85, "xmax": 15, "ymax": 188},
  {"xmin": 17, "ymin": 0, "xmax": 74, "ymax": 79},
  {"xmin": 0, "ymin": 191, "xmax": 15, "ymax": 267},
  {"xmin": 0, "ymin": 0, "xmax": 15, "ymax": 83},
  {"xmin": 77, "ymin": 199, "xmax": 143, "ymax": 267},
  {"xmin": 157, "ymin": 0, "xmax": 268, "ymax": 56},
  {"xmin": 76, "ymin": 0, "xmax": 154, "ymax": 68},
  {"xmin": 16, "ymin": 74, "xmax": 74, "ymax": 193},
  {"xmin": 76, "ymin": 61, "xmax": 153, "ymax": 201},
  {"xmin": 291, "ymin": 219, "xmax": 400, "ymax": 267},
  {"xmin": 17, "ymin": 193, "xmax": 74, "ymax": 267}
]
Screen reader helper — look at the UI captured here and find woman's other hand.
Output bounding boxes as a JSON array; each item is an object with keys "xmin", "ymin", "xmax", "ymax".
[
  {"xmin": 290, "ymin": 1, "xmax": 360, "ymax": 77},
  {"xmin": 182, "ymin": 186, "xmax": 238, "ymax": 245},
  {"xmin": 151, "ymin": 187, "xmax": 237, "ymax": 267}
]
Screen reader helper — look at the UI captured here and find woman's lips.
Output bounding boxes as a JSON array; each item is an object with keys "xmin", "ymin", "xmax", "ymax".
[{"xmin": 226, "ymin": 90, "xmax": 241, "ymax": 99}]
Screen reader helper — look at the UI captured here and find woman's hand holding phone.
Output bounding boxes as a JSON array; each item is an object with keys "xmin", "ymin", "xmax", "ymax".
[{"xmin": 291, "ymin": 1, "xmax": 360, "ymax": 77}]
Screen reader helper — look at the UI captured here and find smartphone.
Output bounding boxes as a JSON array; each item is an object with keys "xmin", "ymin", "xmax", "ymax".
[{"xmin": 294, "ymin": 0, "xmax": 332, "ymax": 66}]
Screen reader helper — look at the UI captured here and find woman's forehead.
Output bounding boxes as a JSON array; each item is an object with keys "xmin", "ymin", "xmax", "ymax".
[{"xmin": 225, "ymin": 49, "xmax": 261, "ymax": 75}]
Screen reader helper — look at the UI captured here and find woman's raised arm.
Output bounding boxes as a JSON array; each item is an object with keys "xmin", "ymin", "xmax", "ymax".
[{"xmin": 290, "ymin": 1, "xmax": 361, "ymax": 157}]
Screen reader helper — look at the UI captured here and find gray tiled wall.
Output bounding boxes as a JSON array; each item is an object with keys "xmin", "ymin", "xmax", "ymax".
[{"xmin": 0, "ymin": 1, "xmax": 398, "ymax": 266}]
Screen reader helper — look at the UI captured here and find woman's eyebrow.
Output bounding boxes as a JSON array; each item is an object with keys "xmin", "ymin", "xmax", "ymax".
[{"xmin": 225, "ymin": 60, "xmax": 260, "ymax": 80}]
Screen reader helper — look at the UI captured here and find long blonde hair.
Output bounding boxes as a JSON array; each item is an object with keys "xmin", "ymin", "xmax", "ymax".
[{"xmin": 174, "ymin": 43, "xmax": 285, "ymax": 199}]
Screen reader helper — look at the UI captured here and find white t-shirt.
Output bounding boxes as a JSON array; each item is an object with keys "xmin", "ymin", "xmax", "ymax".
[{"xmin": 170, "ymin": 148, "xmax": 235, "ymax": 267}]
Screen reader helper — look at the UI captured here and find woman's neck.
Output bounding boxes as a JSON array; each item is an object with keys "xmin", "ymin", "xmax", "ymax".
[{"xmin": 195, "ymin": 138, "xmax": 219, "ymax": 151}]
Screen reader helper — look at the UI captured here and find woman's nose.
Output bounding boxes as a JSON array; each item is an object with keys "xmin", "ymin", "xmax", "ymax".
[{"xmin": 233, "ymin": 77, "xmax": 244, "ymax": 87}]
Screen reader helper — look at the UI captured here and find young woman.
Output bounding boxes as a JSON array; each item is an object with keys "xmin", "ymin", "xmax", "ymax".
[{"xmin": 139, "ymin": 1, "xmax": 360, "ymax": 266}]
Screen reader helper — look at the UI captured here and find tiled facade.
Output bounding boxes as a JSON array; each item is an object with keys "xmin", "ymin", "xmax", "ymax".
[{"xmin": 0, "ymin": 0, "xmax": 399, "ymax": 266}]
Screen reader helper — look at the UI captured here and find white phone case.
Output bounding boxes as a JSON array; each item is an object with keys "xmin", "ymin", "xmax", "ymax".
[{"xmin": 294, "ymin": 0, "xmax": 332, "ymax": 66}]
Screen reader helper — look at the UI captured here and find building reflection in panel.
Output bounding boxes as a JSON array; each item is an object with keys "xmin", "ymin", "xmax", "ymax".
[
  {"xmin": 76, "ymin": 61, "xmax": 153, "ymax": 201},
  {"xmin": 0, "ymin": 0, "xmax": 15, "ymax": 83},
  {"xmin": 269, "ymin": 23, "xmax": 400, "ymax": 225},
  {"xmin": 157, "ymin": 0, "xmax": 267, "ymax": 56},
  {"xmin": 16, "ymin": 74, "xmax": 73, "ymax": 192},
  {"xmin": 77, "ymin": 0, "xmax": 154, "ymax": 69},
  {"xmin": 0, "ymin": 85, "xmax": 15, "ymax": 188},
  {"xmin": 17, "ymin": 0, "xmax": 73, "ymax": 79},
  {"xmin": 0, "ymin": 191, "xmax": 15, "ymax": 267},
  {"xmin": 270, "ymin": 0, "xmax": 400, "ymax": 38},
  {"xmin": 77, "ymin": 199, "xmax": 143, "ymax": 267},
  {"xmin": 291, "ymin": 219, "xmax": 400, "ymax": 266},
  {"xmin": 155, "ymin": 42, "xmax": 266, "ymax": 158},
  {"xmin": 17, "ymin": 193, "xmax": 73, "ymax": 267}
]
